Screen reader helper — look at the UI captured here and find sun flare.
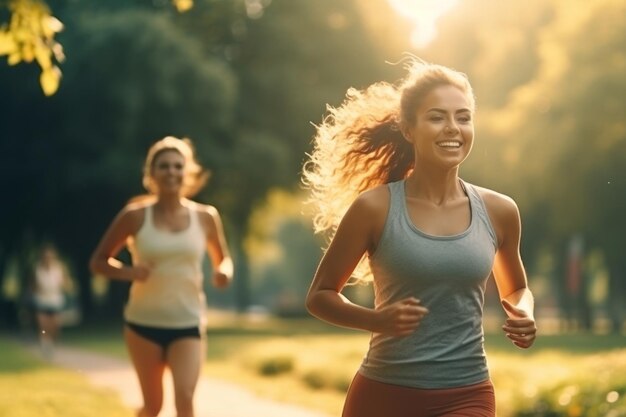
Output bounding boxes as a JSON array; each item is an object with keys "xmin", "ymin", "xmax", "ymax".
[{"xmin": 388, "ymin": 0, "xmax": 460, "ymax": 48}]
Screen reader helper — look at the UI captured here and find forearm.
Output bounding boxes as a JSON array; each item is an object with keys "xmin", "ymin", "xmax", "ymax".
[
  {"xmin": 89, "ymin": 257, "xmax": 135, "ymax": 281},
  {"xmin": 502, "ymin": 287, "xmax": 534, "ymax": 318},
  {"xmin": 306, "ymin": 289, "xmax": 377, "ymax": 332}
]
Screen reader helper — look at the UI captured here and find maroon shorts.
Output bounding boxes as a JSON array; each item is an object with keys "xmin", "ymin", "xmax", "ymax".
[{"xmin": 342, "ymin": 372, "xmax": 495, "ymax": 417}]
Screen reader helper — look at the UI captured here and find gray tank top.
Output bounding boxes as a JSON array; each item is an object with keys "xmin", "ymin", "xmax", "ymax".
[{"xmin": 359, "ymin": 179, "xmax": 498, "ymax": 389}]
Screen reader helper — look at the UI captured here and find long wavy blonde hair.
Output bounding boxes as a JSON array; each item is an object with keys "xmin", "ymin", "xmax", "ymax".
[
  {"xmin": 143, "ymin": 136, "xmax": 210, "ymax": 198},
  {"xmin": 302, "ymin": 59, "xmax": 475, "ymax": 283}
]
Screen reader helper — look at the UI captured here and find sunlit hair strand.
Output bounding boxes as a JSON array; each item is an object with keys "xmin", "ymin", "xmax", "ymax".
[
  {"xmin": 302, "ymin": 58, "xmax": 475, "ymax": 283},
  {"xmin": 142, "ymin": 136, "xmax": 210, "ymax": 198}
]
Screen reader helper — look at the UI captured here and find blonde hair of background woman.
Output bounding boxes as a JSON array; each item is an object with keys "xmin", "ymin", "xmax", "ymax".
[{"xmin": 142, "ymin": 136, "xmax": 210, "ymax": 198}]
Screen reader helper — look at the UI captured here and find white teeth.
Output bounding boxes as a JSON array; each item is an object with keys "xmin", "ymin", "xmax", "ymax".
[{"xmin": 438, "ymin": 141, "xmax": 461, "ymax": 148}]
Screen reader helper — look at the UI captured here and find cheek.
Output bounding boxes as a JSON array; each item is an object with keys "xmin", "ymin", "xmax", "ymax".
[
  {"xmin": 462, "ymin": 126, "xmax": 474, "ymax": 140},
  {"xmin": 153, "ymin": 168, "xmax": 167, "ymax": 177}
]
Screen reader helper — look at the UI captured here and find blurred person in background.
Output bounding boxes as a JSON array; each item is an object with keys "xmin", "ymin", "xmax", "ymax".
[
  {"xmin": 31, "ymin": 243, "xmax": 74, "ymax": 358},
  {"xmin": 304, "ymin": 58, "xmax": 536, "ymax": 417},
  {"xmin": 90, "ymin": 136, "xmax": 233, "ymax": 417}
]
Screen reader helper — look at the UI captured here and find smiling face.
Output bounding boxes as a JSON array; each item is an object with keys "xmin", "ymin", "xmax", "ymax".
[
  {"xmin": 142, "ymin": 137, "xmax": 208, "ymax": 198},
  {"xmin": 40, "ymin": 246, "xmax": 58, "ymax": 267},
  {"xmin": 404, "ymin": 84, "xmax": 474, "ymax": 170},
  {"xmin": 150, "ymin": 149, "xmax": 186, "ymax": 196}
]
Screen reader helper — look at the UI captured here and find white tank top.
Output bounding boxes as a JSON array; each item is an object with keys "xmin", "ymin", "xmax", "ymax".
[
  {"xmin": 34, "ymin": 264, "xmax": 65, "ymax": 308},
  {"xmin": 125, "ymin": 203, "xmax": 207, "ymax": 328}
]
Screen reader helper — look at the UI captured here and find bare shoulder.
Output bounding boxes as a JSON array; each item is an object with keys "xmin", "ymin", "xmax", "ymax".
[
  {"xmin": 124, "ymin": 200, "xmax": 152, "ymax": 213},
  {"xmin": 116, "ymin": 201, "xmax": 150, "ymax": 232},
  {"xmin": 474, "ymin": 186, "xmax": 521, "ymax": 245},
  {"xmin": 474, "ymin": 185, "xmax": 519, "ymax": 218},
  {"xmin": 188, "ymin": 201, "xmax": 219, "ymax": 217},
  {"xmin": 352, "ymin": 184, "xmax": 390, "ymax": 215},
  {"xmin": 344, "ymin": 184, "xmax": 390, "ymax": 236},
  {"xmin": 187, "ymin": 200, "xmax": 221, "ymax": 231}
]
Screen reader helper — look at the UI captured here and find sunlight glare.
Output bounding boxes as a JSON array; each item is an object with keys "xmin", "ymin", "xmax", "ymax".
[{"xmin": 388, "ymin": 0, "xmax": 459, "ymax": 48}]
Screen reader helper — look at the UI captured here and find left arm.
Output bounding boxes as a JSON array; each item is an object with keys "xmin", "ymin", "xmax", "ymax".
[
  {"xmin": 482, "ymin": 189, "xmax": 537, "ymax": 349},
  {"xmin": 199, "ymin": 204, "xmax": 233, "ymax": 289}
]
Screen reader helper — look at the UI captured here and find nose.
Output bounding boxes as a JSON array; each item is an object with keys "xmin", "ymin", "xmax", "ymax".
[
  {"xmin": 166, "ymin": 164, "xmax": 181, "ymax": 174},
  {"xmin": 444, "ymin": 121, "xmax": 459, "ymax": 135}
]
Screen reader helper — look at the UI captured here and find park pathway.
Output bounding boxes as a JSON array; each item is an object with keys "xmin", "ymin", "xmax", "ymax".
[{"xmin": 26, "ymin": 343, "xmax": 334, "ymax": 417}]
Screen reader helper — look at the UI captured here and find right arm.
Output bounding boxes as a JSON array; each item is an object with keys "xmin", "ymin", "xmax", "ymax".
[
  {"xmin": 89, "ymin": 206, "xmax": 150, "ymax": 282},
  {"xmin": 305, "ymin": 187, "xmax": 428, "ymax": 336}
]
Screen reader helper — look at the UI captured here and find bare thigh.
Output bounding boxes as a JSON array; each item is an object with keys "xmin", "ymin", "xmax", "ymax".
[
  {"xmin": 124, "ymin": 326, "xmax": 166, "ymax": 415},
  {"xmin": 166, "ymin": 337, "xmax": 203, "ymax": 417},
  {"xmin": 36, "ymin": 313, "xmax": 60, "ymax": 338}
]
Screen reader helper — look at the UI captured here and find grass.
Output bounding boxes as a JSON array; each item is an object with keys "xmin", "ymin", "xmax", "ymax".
[
  {"xmin": 0, "ymin": 337, "xmax": 133, "ymax": 417},
  {"xmin": 203, "ymin": 329, "xmax": 366, "ymax": 414},
  {"xmin": 487, "ymin": 349, "xmax": 626, "ymax": 416},
  {"xmin": 47, "ymin": 316, "xmax": 626, "ymax": 417},
  {"xmin": 200, "ymin": 319, "xmax": 626, "ymax": 416}
]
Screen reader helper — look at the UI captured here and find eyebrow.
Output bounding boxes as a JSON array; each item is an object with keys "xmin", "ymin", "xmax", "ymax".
[
  {"xmin": 157, "ymin": 162, "xmax": 184, "ymax": 166},
  {"xmin": 426, "ymin": 108, "xmax": 472, "ymax": 114}
]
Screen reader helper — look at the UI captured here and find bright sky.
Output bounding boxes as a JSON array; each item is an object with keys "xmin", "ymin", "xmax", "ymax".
[{"xmin": 388, "ymin": 0, "xmax": 460, "ymax": 48}]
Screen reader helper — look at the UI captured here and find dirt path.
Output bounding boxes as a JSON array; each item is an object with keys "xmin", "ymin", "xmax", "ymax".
[{"xmin": 27, "ymin": 343, "xmax": 334, "ymax": 417}]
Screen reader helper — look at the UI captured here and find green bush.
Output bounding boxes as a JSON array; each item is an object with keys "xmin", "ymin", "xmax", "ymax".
[
  {"xmin": 512, "ymin": 375, "xmax": 626, "ymax": 416},
  {"xmin": 301, "ymin": 368, "xmax": 352, "ymax": 392},
  {"xmin": 301, "ymin": 369, "xmax": 327, "ymax": 389},
  {"xmin": 254, "ymin": 355, "xmax": 294, "ymax": 376}
]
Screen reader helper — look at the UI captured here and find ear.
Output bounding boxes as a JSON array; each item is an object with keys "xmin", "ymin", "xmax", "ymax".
[{"xmin": 401, "ymin": 125, "xmax": 414, "ymax": 143}]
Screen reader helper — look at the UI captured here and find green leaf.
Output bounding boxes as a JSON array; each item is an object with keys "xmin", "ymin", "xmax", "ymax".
[
  {"xmin": 0, "ymin": 31, "xmax": 18, "ymax": 56},
  {"xmin": 40, "ymin": 64, "xmax": 61, "ymax": 96}
]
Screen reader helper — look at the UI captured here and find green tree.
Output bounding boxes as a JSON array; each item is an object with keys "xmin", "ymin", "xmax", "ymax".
[
  {"xmin": 0, "ymin": 0, "xmax": 64, "ymax": 95},
  {"xmin": 178, "ymin": 0, "xmax": 400, "ymax": 310},
  {"xmin": 1, "ymin": 0, "xmax": 400, "ymax": 322},
  {"xmin": 422, "ymin": 0, "xmax": 626, "ymax": 331},
  {"xmin": 0, "ymin": 6, "xmax": 236, "ymax": 321},
  {"xmin": 496, "ymin": 0, "xmax": 626, "ymax": 331},
  {"xmin": 0, "ymin": 0, "xmax": 195, "ymax": 95}
]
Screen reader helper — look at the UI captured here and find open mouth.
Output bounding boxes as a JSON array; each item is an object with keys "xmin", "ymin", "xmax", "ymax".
[{"xmin": 436, "ymin": 140, "xmax": 462, "ymax": 149}]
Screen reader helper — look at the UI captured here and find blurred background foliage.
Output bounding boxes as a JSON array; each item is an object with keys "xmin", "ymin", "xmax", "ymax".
[{"xmin": 1, "ymin": 0, "xmax": 625, "ymax": 336}]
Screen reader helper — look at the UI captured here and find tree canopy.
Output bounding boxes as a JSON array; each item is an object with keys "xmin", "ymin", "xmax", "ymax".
[{"xmin": 1, "ymin": 0, "xmax": 624, "ymax": 328}]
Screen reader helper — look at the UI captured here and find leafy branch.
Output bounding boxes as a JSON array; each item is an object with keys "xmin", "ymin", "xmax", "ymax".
[
  {"xmin": 0, "ymin": 0, "xmax": 193, "ymax": 96},
  {"xmin": 0, "ymin": 0, "xmax": 64, "ymax": 95}
]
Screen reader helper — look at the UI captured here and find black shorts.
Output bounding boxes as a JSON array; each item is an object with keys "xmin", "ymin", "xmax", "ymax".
[
  {"xmin": 125, "ymin": 321, "xmax": 201, "ymax": 350},
  {"xmin": 33, "ymin": 301, "xmax": 63, "ymax": 315}
]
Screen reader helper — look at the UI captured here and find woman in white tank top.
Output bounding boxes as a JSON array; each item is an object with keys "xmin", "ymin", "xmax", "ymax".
[
  {"xmin": 32, "ymin": 244, "xmax": 73, "ymax": 358},
  {"xmin": 303, "ymin": 59, "xmax": 537, "ymax": 417},
  {"xmin": 90, "ymin": 136, "xmax": 234, "ymax": 417}
]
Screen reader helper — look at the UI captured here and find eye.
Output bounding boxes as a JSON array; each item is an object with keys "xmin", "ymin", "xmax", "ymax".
[{"xmin": 156, "ymin": 162, "xmax": 184, "ymax": 170}]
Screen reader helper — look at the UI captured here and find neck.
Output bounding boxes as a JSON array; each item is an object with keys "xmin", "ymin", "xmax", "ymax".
[
  {"xmin": 405, "ymin": 167, "xmax": 462, "ymax": 205},
  {"xmin": 155, "ymin": 194, "xmax": 184, "ymax": 211}
]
